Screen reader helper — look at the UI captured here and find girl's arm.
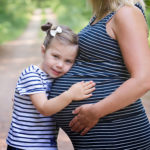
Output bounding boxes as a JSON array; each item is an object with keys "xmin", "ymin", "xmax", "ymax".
[
  {"xmin": 69, "ymin": 5, "xmax": 150, "ymax": 135},
  {"xmin": 30, "ymin": 81, "xmax": 95, "ymax": 116}
]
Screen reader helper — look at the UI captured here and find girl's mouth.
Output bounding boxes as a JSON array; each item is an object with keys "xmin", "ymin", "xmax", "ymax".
[{"xmin": 51, "ymin": 68, "xmax": 61, "ymax": 76}]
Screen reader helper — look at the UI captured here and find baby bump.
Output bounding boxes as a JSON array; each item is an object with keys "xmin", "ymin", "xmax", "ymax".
[
  {"xmin": 49, "ymin": 74, "xmax": 150, "ymax": 149},
  {"xmin": 50, "ymin": 75, "xmax": 149, "ymax": 149},
  {"xmin": 50, "ymin": 75, "xmax": 126, "ymax": 129}
]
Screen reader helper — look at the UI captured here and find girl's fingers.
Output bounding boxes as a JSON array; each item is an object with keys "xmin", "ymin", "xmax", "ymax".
[
  {"xmin": 83, "ymin": 81, "xmax": 95, "ymax": 89},
  {"xmin": 83, "ymin": 94, "xmax": 93, "ymax": 99},
  {"xmin": 85, "ymin": 87, "xmax": 95, "ymax": 95},
  {"xmin": 83, "ymin": 81, "xmax": 93, "ymax": 87}
]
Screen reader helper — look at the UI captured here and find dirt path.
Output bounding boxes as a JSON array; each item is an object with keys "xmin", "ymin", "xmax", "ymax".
[
  {"xmin": 0, "ymin": 9, "xmax": 73, "ymax": 150},
  {"xmin": 0, "ymin": 8, "xmax": 149, "ymax": 150}
]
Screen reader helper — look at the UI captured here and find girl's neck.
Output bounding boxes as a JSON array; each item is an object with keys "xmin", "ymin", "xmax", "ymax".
[{"xmin": 38, "ymin": 63, "xmax": 43, "ymax": 70}]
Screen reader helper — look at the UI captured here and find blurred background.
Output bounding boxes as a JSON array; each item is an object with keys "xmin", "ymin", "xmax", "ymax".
[
  {"xmin": 0, "ymin": 0, "xmax": 149, "ymax": 44},
  {"xmin": 0, "ymin": 0, "xmax": 150, "ymax": 150}
]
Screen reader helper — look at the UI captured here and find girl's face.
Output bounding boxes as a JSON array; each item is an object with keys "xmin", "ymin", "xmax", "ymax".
[{"xmin": 41, "ymin": 39, "xmax": 78, "ymax": 78}]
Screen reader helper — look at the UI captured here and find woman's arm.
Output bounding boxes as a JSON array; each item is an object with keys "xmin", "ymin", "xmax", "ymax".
[
  {"xmin": 69, "ymin": 5, "xmax": 150, "ymax": 135},
  {"xmin": 30, "ymin": 81, "xmax": 95, "ymax": 116}
]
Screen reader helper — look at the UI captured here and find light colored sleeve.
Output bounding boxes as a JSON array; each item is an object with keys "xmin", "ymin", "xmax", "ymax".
[{"xmin": 16, "ymin": 70, "xmax": 45, "ymax": 95}]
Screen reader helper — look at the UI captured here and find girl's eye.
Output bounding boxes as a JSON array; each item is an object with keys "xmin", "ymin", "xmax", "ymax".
[
  {"xmin": 65, "ymin": 60, "xmax": 73, "ymax": 64},
  {"xmin": 53, "ymin": 55, "xmax": 59, "ymax": 58}
]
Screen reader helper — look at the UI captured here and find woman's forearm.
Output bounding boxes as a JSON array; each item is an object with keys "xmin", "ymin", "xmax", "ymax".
[{"xmin": 94, "ymin": 77, "xmax": 150, "ymax": 119}]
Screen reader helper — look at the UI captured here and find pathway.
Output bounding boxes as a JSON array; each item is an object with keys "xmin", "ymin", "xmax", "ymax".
[{"xmin": 0, "ymin": 8, "xmax": 73, "ymax": 150}]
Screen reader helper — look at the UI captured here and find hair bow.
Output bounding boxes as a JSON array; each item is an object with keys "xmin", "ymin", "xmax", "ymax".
[{"xmin": 50, "ymin": 26, "xmax": 62, "ymax": 37}]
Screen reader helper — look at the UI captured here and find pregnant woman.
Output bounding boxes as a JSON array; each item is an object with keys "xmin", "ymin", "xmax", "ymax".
[{"xmin": 50, "ymin": 0, "xmax": 150, "ymax": 149}]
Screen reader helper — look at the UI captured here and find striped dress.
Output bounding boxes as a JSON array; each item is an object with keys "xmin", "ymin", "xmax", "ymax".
[
  {"xmin": 7, "ymin": 65, "xmax": 58, "ymax": 150},
  {"xmin": 50, "ymin": 4, "xmax": 150, "ymax": 150}
]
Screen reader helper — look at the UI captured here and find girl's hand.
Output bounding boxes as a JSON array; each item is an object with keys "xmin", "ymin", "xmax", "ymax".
[
  {"xmin": 69, "ymin": 103, "xmax": 99, "ymax": 135},
  {"xmin": 67, "ymin": 81, "xmax": 95, "ymax": 101}
]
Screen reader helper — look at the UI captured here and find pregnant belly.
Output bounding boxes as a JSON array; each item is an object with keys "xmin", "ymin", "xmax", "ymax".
[{"xmin": 50, "ymin": 75, "xmax": 124, "ymax": 130}]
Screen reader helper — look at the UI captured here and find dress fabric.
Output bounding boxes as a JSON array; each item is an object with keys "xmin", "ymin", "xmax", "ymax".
[
  {"xmin": 7, "ymin": 65, "xmax": 58, "ymax": 150},
  {"xmin": 50, "ymin": 4, "xmax": 150, "ymax": 150}
]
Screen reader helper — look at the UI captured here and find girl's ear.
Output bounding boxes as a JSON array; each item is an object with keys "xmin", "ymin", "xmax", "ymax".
[{"xmin": 41, "ymin": 45, "xmax": 46, "ymax": 56}]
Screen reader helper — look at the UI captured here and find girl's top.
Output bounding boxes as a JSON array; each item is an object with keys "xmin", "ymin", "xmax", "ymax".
[
  {"xmin": 50, "ymin": 3, "xmax": 150, "ymax": 149},
  {"xmin": 7, "ymin": 65, "xmax": 58, "ymax": 150}
]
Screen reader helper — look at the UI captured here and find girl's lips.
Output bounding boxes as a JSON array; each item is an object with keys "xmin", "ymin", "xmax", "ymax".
[{"xmin": 51, "ymin": 68, "xmax": 61, "ymax": 76}]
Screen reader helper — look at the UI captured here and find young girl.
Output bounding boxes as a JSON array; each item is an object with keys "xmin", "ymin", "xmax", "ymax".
[{"xmin": 6, "ymin": 22, "xmax": 95, "ymax": 150}]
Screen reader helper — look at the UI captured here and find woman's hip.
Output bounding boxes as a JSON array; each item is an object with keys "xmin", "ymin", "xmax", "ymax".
[{"xmin": 58, "ymin": 112, "xmax": 150, "ymax": 149}]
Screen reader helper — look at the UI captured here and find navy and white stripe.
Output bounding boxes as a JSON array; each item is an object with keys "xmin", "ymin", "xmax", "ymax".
[
  {"xmin": 7, "ymin": 65, "xmax": 58, "ymax": 150},
  {"xmin": 50, "ymin": 4, "xmax": 150, "ymax": 149}
]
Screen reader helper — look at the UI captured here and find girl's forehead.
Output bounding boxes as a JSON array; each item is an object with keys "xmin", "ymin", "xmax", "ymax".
[
  {"xmin": 49, "ymin": 38, "xmax": 64, "ymax": 48},
  {"xmin": 47, "ymin": 38, "xmax": 78, "ymax": 55},
  {"xmin": 47, "ymin": 42, "xmax": 78, "ymax": 57},
  {"xmin": 49, "ymin": 38, "xmax": 75, "ymax": 50}
]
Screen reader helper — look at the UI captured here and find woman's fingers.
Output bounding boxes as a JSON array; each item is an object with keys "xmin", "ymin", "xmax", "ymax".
[
  {"xmin": 75, "ymin": 125, "xmax": 85, "ymax": 133},
  {"xmin": 70, "ymin": 104, "xmax": 100, "ymax": 135},
  {"xmin": 69, "ymin": 115, "xmax": 78, "ymax": 127},
  {"xmin": 80, "ymin": 127, "xmax": 91, "ymax": 136},
  {"xmin": 72, "ymin": 106, "xmax": 81, "ymax": 115},
  {"xmin": 70, "ymin": 116, "xmax": 85, "ymax": 132},
  {"xmin": 71, "ymin": 121, "xmax": 81, "ymax": 132}
]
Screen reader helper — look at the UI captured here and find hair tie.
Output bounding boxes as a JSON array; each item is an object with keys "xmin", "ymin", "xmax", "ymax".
[{"xmin": 50, "ymin": 26, "xmax": 62, "ymax": 37}]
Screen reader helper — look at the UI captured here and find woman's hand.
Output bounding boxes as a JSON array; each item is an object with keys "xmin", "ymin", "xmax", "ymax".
[
  {"xmin": 67, "ymin": 81, "xmax": 96, "ymax": 101},
  {"xmin": 69, "ymin": 103, "xmax": 99, "ymax": 135}
]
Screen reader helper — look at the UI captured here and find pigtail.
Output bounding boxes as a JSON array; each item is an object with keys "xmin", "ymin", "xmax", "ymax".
[
  {"xmin": 41, "ymin": 22, "xmax": 52, "ymax": 33},
  {"xmin": 41, "ymin": 22, "xmax": 53, "ymax": 49}
]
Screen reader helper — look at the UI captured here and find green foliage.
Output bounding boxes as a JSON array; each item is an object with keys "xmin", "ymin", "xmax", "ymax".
[
  {"xmin": 38, "ymin": 9, "xmax": 48, "ymax": 39},
  {"xmin": 145, "ymin": 5, "xmax": 150, "ymax": 44},
  {"xmin": 0, "ymin": 0, "xmax": 150, "ymax": 44},
  {"xmin": 145, "ymin": 0, "xmax": 150, "ymax": 7},
  {"xmin": 145, "ymin": 0, "xmax": 150, "ymax": 27},
  {"xmin": 40, "ymin": 0, "xmax": 92, "ymax": 33},
  {"xmin": 41, "ymin": 0, "xmax": 150, "ymax": 35},
  {"xmin": 49, "ymin": 0, "xmax": 150, "ymax": 43},
  {"xmin": 0, "ymin": 0, "xmax": 35, "ymax": 44}
]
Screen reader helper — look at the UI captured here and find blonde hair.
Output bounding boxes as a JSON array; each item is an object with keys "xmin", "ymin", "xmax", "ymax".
[{"xmin": 90, "ymin": 0, "xmax": 145, "ymax": 20}]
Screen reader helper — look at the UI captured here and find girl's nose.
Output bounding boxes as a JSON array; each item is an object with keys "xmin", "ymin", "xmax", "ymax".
[{"xmin": 57, "ymin": 61, "xmax": 63, "ymax": 68}]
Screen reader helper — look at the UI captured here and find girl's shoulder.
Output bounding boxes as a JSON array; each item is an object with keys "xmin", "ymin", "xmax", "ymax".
[
  {"xmin": 19, "ymin": 65, "xmax": 50, "ymax": 80},
  {"xmin": 18, "ymin": 65, "xmax": 48, "ymax": 83},
  {"xmin": 21, "ymin": 65, "xmax": 42, "ymax": 75}
]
